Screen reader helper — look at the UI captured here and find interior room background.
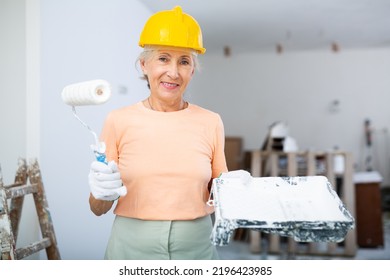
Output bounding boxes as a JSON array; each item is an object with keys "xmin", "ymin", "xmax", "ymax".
[{"xmin": 1, "ymin": 0, "xmax": 389, "ymax": 259}]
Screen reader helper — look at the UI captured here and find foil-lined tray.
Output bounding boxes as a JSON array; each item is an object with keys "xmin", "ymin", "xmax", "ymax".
[{"xmin": 209, "ymin": 176, "xmax": 354, "ymax": 246}]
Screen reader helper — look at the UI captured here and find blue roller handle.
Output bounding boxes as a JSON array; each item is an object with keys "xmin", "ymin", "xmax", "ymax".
[{"xmin": 94, "ymin": 151, "xmax": 107, "ymax": 164}]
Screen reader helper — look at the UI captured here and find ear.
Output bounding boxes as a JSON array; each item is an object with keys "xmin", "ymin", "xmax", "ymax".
[{"xmin": 140, "ymin": 59, "xmax": 147, "ymax": 75}]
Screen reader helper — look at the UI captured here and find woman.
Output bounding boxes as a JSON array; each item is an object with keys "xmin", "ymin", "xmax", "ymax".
[{"xmin": 88, "ymin": 6, "xmax": 228, "ymax": 260}]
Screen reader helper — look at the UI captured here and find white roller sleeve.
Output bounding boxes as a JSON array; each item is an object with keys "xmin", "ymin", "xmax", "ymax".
[{"xmin": 61, "ymin": 79, "xmax": 111, "ymax": 106}]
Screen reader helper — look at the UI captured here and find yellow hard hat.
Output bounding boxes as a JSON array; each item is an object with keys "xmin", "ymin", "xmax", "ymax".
[{"xmin": 139, "ymin": 6, "xmax": 206, "ymax": 54}]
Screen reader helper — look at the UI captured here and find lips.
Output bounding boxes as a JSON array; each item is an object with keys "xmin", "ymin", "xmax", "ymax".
[{"xmin": 161, "ymin": 81, "xmax": 179, "ymax": 89}]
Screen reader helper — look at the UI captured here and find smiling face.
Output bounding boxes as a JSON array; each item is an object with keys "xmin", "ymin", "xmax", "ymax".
[{"xmin": 140, "ymin": 46, "xmax": 196, "ymax": 107}]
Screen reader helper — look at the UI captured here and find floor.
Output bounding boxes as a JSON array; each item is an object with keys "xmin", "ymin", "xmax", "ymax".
[{"xmin": 216, "ymin": 212, "xmax": 390, "ymax": 260}]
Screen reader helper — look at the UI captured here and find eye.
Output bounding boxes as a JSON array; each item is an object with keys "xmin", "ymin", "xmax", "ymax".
[
  {"xmin": 180, "ymin": 58, "xmax": 191, "ymax": 65},
  {"xmin": 158, "ymin": 56, "xmax": 169, "ymax": 62}
]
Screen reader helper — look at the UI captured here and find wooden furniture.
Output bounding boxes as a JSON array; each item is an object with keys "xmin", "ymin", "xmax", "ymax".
[
  {"xmin": 354, "ymin": 171, "xmax": 384, "ymax": 247},
  {"xmin": 225, "ymin": 137, "xmax": 243, "ymax": 170},
  {"xmin": 0, "ymin": 158, "xmax": 60, "ymax": 260}
]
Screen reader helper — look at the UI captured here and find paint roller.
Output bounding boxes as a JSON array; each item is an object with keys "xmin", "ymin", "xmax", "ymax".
[{"xmin": 61, "ymin": 79, "xmax": 111, "ymax": 163}]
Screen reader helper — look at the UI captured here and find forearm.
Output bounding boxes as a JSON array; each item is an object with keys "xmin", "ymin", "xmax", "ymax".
[{"xmin": 89, "ymin": 194, "xmax": 114, "ymax": 216}]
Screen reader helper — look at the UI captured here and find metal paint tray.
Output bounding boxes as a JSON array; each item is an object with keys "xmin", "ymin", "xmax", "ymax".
[{"xmin": 209, "ymin": 176, "xmax": 355, "ymax": 246}]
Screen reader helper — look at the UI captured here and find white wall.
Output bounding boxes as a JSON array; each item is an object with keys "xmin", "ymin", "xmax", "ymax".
[
  {"xmin": 39, "ymin": 0, "xmax": 151, "ymax": 259},
  {"xmin": 189, "ymin": 48, "xmax": 390, "ymax": 185},
  {"xmin": 0, "ymin": 0, "xmax": 26, "ymax": 183},
  {"xmin": 0, "ymin": 0, "xmax": 40, "ymax": 259}
]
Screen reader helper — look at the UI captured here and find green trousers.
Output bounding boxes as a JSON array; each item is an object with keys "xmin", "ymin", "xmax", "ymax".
[{"xmin": 104, "ymin": 215, "xmax": 219, "ymax": 260}]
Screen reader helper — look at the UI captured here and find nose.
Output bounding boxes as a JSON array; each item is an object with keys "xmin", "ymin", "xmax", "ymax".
[{"xmin": 167, "ymin": 63, "xmax": 179, "ymax": 79}]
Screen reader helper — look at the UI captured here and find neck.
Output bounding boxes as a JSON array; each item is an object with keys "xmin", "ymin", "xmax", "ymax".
[{"xmin": 147, "ymin": 97, "xmax": 187, "ymax": 112}]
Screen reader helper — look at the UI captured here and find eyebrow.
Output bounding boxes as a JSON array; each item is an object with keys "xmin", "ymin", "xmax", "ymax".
[{"xmin": 158, "ymin": 52, "xmax": 192, "ymax": 59}]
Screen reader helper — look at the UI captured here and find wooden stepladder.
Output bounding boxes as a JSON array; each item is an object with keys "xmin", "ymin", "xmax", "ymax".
[{"xmin": 0, "ymin": 158, "xmax": 60, "ymax": 260}]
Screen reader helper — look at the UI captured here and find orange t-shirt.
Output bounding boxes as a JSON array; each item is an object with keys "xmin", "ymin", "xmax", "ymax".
[{"xmin": 100, "ymin": 102, "xmax": 228, "ymax": 220}]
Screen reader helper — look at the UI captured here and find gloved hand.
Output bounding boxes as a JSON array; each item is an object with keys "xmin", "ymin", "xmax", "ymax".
[
  {"xmin": 88, "ymin": 160, "xmax": 127, "ymax": 201},
  {"xmin": 219, "ymin": 169, "xmax": 253, "ymax": 185}
]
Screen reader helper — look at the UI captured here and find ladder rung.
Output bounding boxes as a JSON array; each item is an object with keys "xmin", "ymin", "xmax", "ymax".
[
  {"xmin": 5, "ymin": 183, "xmax": 38, "ymax": 199},
  {"xmin": 4, "ymin": 182, "xmax": 24, "ymax": 189},
  {"xmin": 15, "ymin": 237, "xmax": 51, "ymax": 260},
  {"xmin": 1, "ymin": 158, "xmax": 61, "ymax": 259}
]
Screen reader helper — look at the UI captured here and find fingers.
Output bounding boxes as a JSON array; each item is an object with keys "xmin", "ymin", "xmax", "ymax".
[
  {"xmin": 221, "ymin": 169, "xmax": 251, "ymax": 178},
  {"xmin": 117, "ymin": 186, "xmax": 127, "ymax": 197},
  {"xmin": 93, "ymin": 171, "xmax": 121, "ymax": 182},
  {"xmin": 88, "ymin": 172, "xmax": 122, "ymax": 189},
  {"xmin": 220, "ymin": 170, "xmax": 253, "ymax": 185},
  {"xmin": 90, "ymin": 160, "xmax": 121, "ymax": 184},
  {"xmin": 90, "ymin": 161, "xmax": 112, "ymax": 173},
  {"xmin": 88, "ymin": 160, "xmax": 127, "ymax": 200},
  {"xmin": 90, "ymin": 160, "xmax": 118, "ymax": 174},
  {"xmin": 107, "ymin": 160, "xmax": 119, "ymax": 172}
]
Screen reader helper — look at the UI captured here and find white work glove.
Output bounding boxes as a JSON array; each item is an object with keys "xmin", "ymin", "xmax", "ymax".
[
  {"xmin": 219, "ymin": 169, "xmax": 253, "ymax": 185},
  {"xmin": 88, "ymin": 160, "xmax": 127, "ymax": 201}
]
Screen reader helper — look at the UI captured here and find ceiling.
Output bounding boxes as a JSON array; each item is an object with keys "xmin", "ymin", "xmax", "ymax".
[{"xmin": 141, "ymin": 0, "xmax": 390, "ymax": 54}]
